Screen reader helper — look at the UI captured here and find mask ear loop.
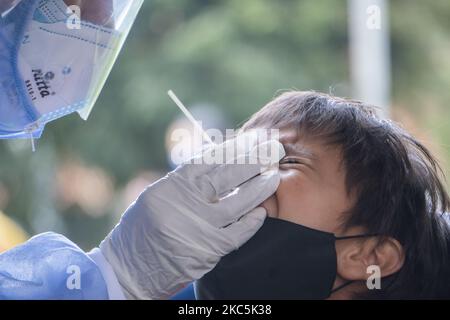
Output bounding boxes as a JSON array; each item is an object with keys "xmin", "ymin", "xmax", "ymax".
[
  {"xmin": 330, "ymin": 233, "xmax": 380, "ymax": 294},
  {"xmin": 331, "ymin": 280, "xmax": 354, "ymax": 294},
  {"xmin": 335, "ymin": 233, "xmax": 379, "ymax": 240}
]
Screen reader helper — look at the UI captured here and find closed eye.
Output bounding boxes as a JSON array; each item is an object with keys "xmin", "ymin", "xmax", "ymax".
[
  {"xmin": 279, "ymin": 156, "xmax": 315, "ymax": 172},
  {"xmin": 279, "ymin": 157, "xmax": 303, "ymax": 165}
]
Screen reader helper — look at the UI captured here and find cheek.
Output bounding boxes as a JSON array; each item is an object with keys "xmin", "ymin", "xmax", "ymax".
[
  {"xmin": 276, "ymin": 171, "xmax": 306, "ymax": 213},
  {"xmin": 275, "ymin": 169, "xmax": 350, "ymax": 233},
  {"xmin": 273, "ymin": 169, "xmax": 331, "ymax": 228},
  {"xmin": 260, "ymin": 170, "xmax": 299, "ymax": 218}
]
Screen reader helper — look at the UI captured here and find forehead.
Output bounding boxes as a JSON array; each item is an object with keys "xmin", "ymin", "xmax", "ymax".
[{"xmin": 279, "ymin": 128, "xmax": 345, "ymax": 165}]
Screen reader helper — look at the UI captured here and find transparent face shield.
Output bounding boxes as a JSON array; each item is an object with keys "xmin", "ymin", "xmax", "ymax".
[{"xmin": 0, "ymin": 0, "xmax": 144, "ymax": 139}]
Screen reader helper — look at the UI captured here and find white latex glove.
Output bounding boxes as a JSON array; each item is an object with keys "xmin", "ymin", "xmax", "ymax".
[{"xmin": 99, "ymin": 139, "xmax": 285, "ymax": 300}]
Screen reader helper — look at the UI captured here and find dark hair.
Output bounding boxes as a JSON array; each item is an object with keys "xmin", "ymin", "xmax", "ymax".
[{"xmin": 242, "ymin": 91, "xmax": 450, "ymax": 299}]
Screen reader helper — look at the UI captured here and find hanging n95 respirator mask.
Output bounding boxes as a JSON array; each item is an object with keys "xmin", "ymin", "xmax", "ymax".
[
  {"xmin": 0, "ymin": 0, "xmax": 143, "ymax": 139},
  {"xmin": 195, "ymin": 217, "xmax": 373, "ymax": 300}
]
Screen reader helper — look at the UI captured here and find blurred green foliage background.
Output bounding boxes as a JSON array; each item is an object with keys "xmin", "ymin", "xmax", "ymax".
[{"xmin": 1, "ymin": 0, "xmax": 449, "ymax": 250}]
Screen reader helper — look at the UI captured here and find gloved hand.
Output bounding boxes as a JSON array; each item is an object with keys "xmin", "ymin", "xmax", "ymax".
[{"xmin": 100, "ymin": 139, "xmax": 285, "ymax": 300}]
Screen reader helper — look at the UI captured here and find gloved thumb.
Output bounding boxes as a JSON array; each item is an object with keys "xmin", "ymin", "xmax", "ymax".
[{"xmin": 222, "ymin": 207, "xmax": 267, "ymax": 250}]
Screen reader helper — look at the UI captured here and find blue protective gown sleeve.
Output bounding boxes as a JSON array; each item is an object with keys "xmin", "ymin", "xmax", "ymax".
[{"xmin": 0, "ymin": 232, "xmax": 109, "ymax": 300}]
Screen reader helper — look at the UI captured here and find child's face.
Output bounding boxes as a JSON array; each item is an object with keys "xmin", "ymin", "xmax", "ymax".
[{"xmin": 261, "ymin": 128, "xmax": 362, "ymax": 236}]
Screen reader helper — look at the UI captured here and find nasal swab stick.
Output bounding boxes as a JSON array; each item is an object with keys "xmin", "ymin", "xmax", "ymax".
[{"xmin": 167, "ymin": 90, "xmax": 215, "ymax": 145}]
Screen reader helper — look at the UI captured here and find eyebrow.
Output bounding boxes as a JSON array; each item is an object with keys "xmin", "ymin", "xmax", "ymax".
[{"xmin": 282, "ymin": 143, "xmax": 317, "ymax": 160}]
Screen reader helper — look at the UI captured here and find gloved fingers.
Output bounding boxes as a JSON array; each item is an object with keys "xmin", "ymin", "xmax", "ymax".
[
  {"xmin": 195, "ymin": 159, "xmax": 261, "ymax": 202},
  {"xmin": 176, "ymin": 138, "xmax": 284, "ymax": 180},
  {"xmin": 209, "ymin": 169, "xmax": 280, "ymax": 226},
  {"xmin": 174, "ymin": 143, "xmax": 224, "ymax": 180},
  {"xmin": 197, "ymin": 140, "xmax": 285, "ymax": 201},
  {"xmin": 220, "ymin": 207, "xmax": 267, "ymax": 249},
  {"xmin": 248, "ymin": 139, "xmax": 285, "ymax": 168}
]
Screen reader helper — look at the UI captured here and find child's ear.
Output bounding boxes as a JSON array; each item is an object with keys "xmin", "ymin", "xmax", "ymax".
[{"xmin": 336, "ymin": 236, "xmax": 404, "ymax": 281}]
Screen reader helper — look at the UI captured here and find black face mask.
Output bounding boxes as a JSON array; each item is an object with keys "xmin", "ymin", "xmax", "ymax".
[{"xmin": 195, "ymin": 217, "xmax": 372, "ymax": 300}]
